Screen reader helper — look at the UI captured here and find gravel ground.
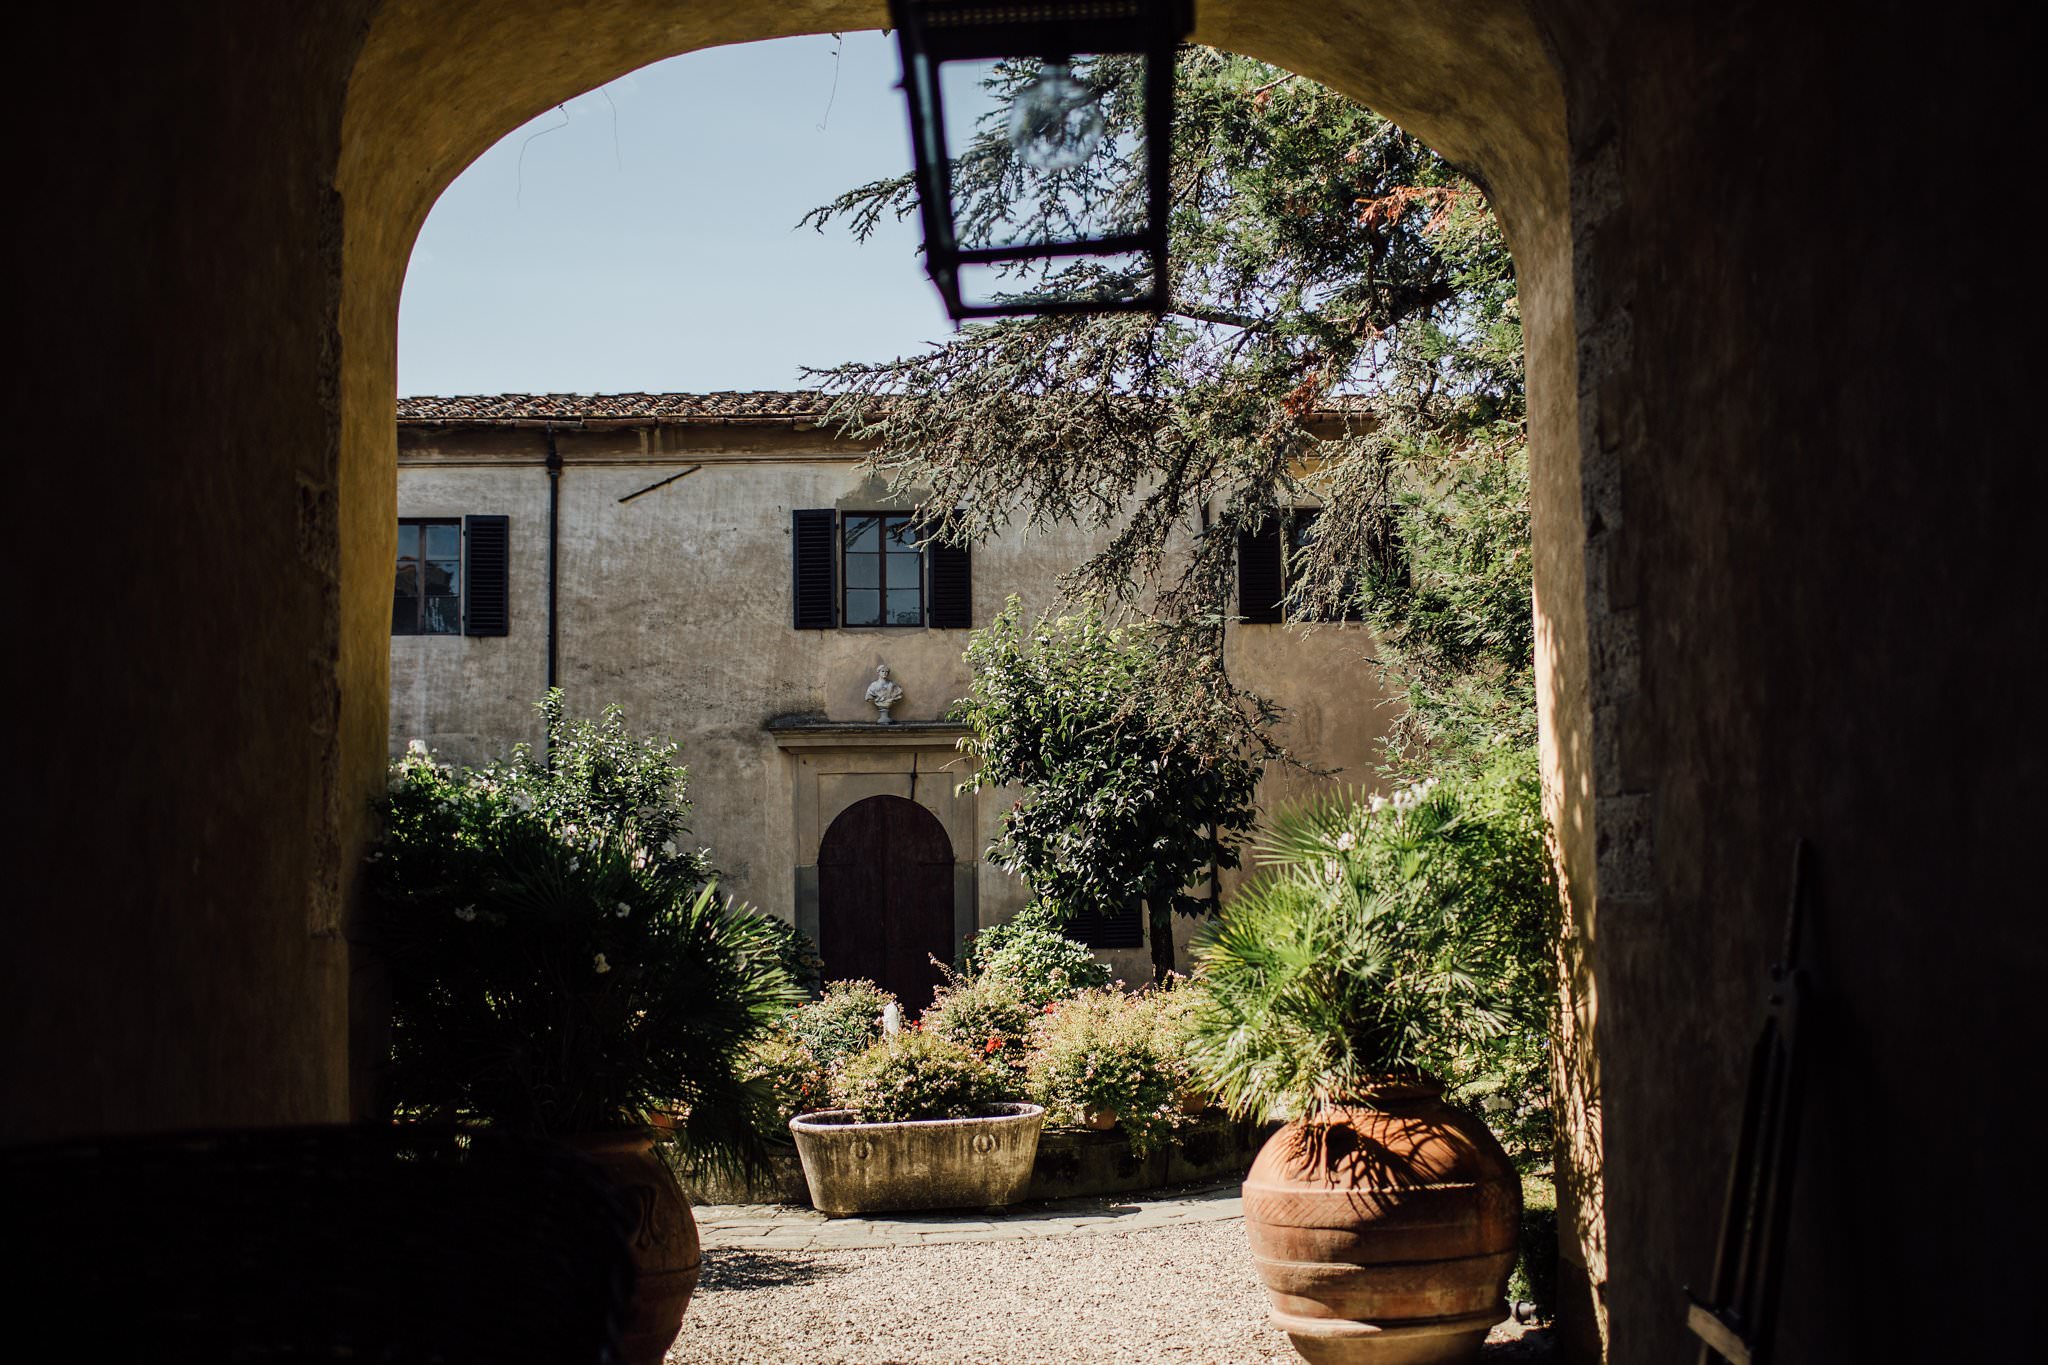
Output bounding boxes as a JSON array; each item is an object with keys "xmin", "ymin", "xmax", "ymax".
[{"xmin": 669, "ymin": 1217, "xmax": 1553, "ymax": 1364}]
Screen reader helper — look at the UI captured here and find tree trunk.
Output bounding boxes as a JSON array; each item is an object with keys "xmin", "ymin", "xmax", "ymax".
[{"xmin": 1147, "ymin": 896, "xmax": 1176, "ymax": 983}]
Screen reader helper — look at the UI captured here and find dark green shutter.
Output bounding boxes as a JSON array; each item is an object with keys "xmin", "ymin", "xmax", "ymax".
[
  {"xmin": 461, "ymin": 514, "xmax": 510, "ymax": 637},
  {"xmin": 1070, "ymin": 903, "xmax": 1144, "ymax": 950},
  {"xmin": 1236, "ymin": 522, "xmax": 1284, "ymax": 624},
  {"xmin": 927, "ymin": 540, "xmax": 973, "ymax": 629},
  {"xmin": 792, "ymin": 509, "xmax": 838, "ymax": 629}
]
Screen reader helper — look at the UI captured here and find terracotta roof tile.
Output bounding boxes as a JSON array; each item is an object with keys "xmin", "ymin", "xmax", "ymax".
[
  {"xmin": 395, "ymin": 391, "xmax": 833, "ymax": 424},
  {"xmin": 395, "ymin": 390, "xmax": 1366, "ymax": 426}
]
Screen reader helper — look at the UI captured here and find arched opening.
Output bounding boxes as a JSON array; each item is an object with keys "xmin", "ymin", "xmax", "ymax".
[
  {"xmin": 338, "ymin": 0, "xmax": 1598, "ymax": 1349},
  {"xmin": 816, "ymin": 794, "xmax": 957, "ymax": 1009}
]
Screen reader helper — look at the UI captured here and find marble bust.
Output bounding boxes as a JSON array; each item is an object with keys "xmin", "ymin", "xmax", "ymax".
[{"xmin": 864, "ymin": 663, "xmax": 905, "ymax": 724}]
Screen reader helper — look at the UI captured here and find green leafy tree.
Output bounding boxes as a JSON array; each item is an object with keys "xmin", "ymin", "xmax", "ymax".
[
  {"xmin": 805, "ymin": 48, "xmax": 1533, "ymax": 771},
  {"xmin": 958, "ymin": 600, "xmax": 1261, "ymax": 981}
]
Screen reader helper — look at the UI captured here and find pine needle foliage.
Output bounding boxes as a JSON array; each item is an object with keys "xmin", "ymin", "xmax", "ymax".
[{"xmin": 804, "ymin": 49, "xmax": 1533, "ymax": 770}]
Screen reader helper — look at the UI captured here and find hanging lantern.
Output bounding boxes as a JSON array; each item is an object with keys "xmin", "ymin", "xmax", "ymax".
[{"xmin": 888, "ymin": 0, "xmax": 1195, "ymax": 320}]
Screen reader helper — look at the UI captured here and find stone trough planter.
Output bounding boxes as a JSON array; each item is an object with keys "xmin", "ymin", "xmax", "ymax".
[{"xmin": 789, "ymin": 1103, "xmax": 1045, "ymax": 1216}]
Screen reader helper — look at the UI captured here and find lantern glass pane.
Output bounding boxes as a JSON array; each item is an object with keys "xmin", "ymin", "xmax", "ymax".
[
  {"xmin": 937, "ymin": 54, "xmax": 1149, "ymax": 253},
  {"xmin": 954, "ymin": 250, "xmax": 1153, "ymax": 314}
]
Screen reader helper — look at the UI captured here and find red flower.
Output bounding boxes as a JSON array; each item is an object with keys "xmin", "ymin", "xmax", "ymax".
[
  {"xmin": 984, "ymin": 1035, "xmax": 1006, "ymax": 1054},
  {"xmin": 1042, "ymin": 1003, "xmax": 1057, "ymax": 1015}
]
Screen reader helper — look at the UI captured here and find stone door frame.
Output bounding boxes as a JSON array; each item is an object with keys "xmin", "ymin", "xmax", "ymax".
[{"xmin": 768, "ymin": 722, "xmax": 979, "ymax": 962}]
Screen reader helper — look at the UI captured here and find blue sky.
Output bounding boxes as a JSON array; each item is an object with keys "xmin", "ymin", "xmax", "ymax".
[{"xmin": 398, "ymin": 32, "xmax": 954, "ymax": 397}]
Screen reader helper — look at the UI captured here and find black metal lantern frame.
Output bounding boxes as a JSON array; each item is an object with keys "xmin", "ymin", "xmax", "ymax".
[{"xmin": 889, "ymin": 0, "xmax": 1195, "ymax": 320}]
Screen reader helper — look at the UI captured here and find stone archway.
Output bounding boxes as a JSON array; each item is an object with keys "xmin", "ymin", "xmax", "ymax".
[
  {"xmin": 817, "ymin": 795, "xmax": 956, "ymax": 1010},
  {"xmin": 333, "ymin": 1, "xmax": 1598, "ymax": 1348},
  {"xmin": 17, "ymin": 4, "xmax": 2040, "ymax": 1363}
]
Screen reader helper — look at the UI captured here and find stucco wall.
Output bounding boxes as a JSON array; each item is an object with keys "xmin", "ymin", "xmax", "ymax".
[{"xmin": 392, "ymin": 419, "xmax": 1396, "ymax": 967}]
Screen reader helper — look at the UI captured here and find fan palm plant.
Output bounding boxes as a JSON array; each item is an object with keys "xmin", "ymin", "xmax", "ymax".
[{"xmin": 1187, "ymin": 752, "xmax": 1555, "ymax": 1128}]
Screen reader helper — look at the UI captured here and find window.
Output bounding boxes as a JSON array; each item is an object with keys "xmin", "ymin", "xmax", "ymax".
[
  {"xmin": 391, "ymin": 515, "xmax": 510, "ymax": 637},
  {"xmin": 394, "ymin": 519, "xmax": 461, "ymax": 635},
  {"xmin": 791, "ymin": 509, "xmax": 972, "ymax": 630},
  {"xmin": 1285, "ymin": 511, "xmax": 1365, "ymax": 624},
  {"xmin": 1237, "ymin": 509, "xmax": 1366, "ymax": 624},
  {"xmin": 842, "ymin": 513, "xmax": 924, "ymax": 627}
]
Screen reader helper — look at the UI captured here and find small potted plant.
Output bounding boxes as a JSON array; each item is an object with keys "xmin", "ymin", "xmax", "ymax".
[
  {"xmin": 368, "ymin": 695, "xmax": 801, "ymax": 1365},
  {"xmin": 789, "ymin": 1030, "xmax": 1044, "ymax": 1215},
  {"xmin": 1187, "ymin": 754, "xmax": 1556, "ymax": 1365}
]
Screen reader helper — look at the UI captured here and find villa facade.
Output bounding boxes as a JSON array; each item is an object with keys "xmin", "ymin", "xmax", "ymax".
[{"xmin": 391, "ymin": 391, "xmax": 1396, "ymax": 999}]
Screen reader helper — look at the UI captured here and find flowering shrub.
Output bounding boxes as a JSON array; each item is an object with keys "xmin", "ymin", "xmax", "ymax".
[
  {"xmin": 741, "ymin": 1032, "xmax": 831, "ymax": 1128},
  {"xmin": 920, "ymin": 973, "xmax": 1038, "ymax": 1083},
  {"xmin": 1133, "ymin": 978, "xmax": 1205, "ymax": 1111},
  {"xmin": 966, "ymin": 908, "xmax": 1112, "ymax": 1008},
  {"xmin": 833, "ymin": 1032, "xmax": 1005, "ymax": 1123},
  {"xmin": 367, "ymin": 703, "xmax": 802, "ymax": 1172},
  {"xmin": 1025, "ymin": 988, "xmax": 1192, "ymax": 1157},
  {"xmin": 786, "ymin": 979, "xmax": 898, "ymax": 1075}
]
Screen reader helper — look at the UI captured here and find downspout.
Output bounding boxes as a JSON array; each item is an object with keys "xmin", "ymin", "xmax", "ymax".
[{"xmin": 544, "ymin": 424, "xmax": 562, "ymax": 691}]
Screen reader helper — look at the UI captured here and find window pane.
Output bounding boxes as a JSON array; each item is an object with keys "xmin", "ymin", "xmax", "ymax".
[
  {"xmin": 884, "ymin": 516, "xmax": 917, "ymax": 549},
  {"xmin": 845, "ymin": 588, "xmax": 881, "ymax": 626},
  {"xmin": 423, "ymin": 522, "xmax": 460, "ymax": 559},
  {"xmin": 422, "ymin": 558, "xmax": 459, "ymax": 596},
  {"xmin": 423, "ymin": 595, "xmax": 460, "ymax": 635},
  {"xmin": 845, "ymin": 553, "xmax": 879, "ymax": 589},
  {"xmin": 887, "ymin": 588, "xmax": 922, "ymax": 626},
  {"xmin": 844, "ymin": 515, "xmax": 880, "ymax": 552},
  {"xmin": 393, "ymin": 559, "xmax": 419, "ymax": 597},
  {"xmin": 391, "ymin": 593, "xmax": 414, "ymax": 633},
  {"xmin": 885, "ymin": 548, "xmax": 922, "ymax": 589}
]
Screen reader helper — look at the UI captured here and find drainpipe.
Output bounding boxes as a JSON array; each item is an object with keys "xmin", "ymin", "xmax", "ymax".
[{"xmin": 544, "ymin": 424, "xmax": 562, "ymax": 691}]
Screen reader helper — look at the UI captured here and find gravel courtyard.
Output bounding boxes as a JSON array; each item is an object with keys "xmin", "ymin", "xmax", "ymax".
[{"xmin": 670, "ymin": 1187, "xmax": 1553, "ymax": 1364}]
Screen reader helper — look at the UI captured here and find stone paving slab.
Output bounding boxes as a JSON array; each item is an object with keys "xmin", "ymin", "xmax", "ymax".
[{"xmin": 694, "ymin": 1180, "xmax": 1245, "ymax": 1252}]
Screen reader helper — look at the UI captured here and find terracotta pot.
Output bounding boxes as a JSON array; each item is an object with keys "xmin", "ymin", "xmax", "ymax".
[
  {"xmin": 1241, "ymin": 1079, "xmax": 1519, "ymax": 1365},
  {"xmin": 1083, "ymin": 1108, "xmax": 1120, "ymax": 1131},
  {"xmin": 1178, "ymin": 1088, "xmax": 1212, "ymax": 1118},
  {"xmin": 562, "ymin": 1130, "xmax": 701, "ymax": 1365}
]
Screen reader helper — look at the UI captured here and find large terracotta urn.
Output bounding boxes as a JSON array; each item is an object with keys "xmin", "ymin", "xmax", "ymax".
[
  {"xmin": 562, "ymin": 1130, "xmax": 702, "ymax": 1365},
  {"xmin": 1241, "ymin": 1079, "xmax": 1520, "ymax": 1364}
]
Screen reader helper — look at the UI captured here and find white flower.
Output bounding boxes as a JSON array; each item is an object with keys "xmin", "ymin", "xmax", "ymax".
[
  {"xmin": 454, "ymin": 905, "xmax": 477, "ymax": 922},
  {"xmin": 568, "ymin": 858, "xmax": 580, "ymax": 872},
  {"xmin": 511, "ymin": 792, "xmax": 534, "ymax": 812},
  {"xmin": 1335, "ymin": 830, "xmax": 1357, "ymax": 851},
  {"xmin": 407, "ymin": 739, "xmax": 429, "ymax": 757},
  {"xmin": 1369, "ymin": 794, "xmax": 1388, "ymax": 814},
  {"xmin": 593, "ymin": 953, "xmax": 611, "ymax": 975},
  {"xmin": 615, "ymin": 901, "xmax": 631, "ymax": 918},
  {"xmin": 660, "ymin": 840, "xmax": 678, "ymax": 858}
]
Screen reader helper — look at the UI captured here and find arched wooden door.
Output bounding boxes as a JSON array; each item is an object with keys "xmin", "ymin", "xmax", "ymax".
[{"xmin": 817, "ymin": 795, "xmax": 955, "ymax": 1011}]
